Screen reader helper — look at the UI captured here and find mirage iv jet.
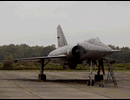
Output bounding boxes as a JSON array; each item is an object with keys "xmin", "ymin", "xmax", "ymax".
[{"xmin": 3, "ymin": 25, "xmax": 122, "ymax": 86}]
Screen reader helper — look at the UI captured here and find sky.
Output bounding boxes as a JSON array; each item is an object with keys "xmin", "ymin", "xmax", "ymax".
[{"xmin": 0, "ymin": 1, "xmax": 130, "ymax": 48}]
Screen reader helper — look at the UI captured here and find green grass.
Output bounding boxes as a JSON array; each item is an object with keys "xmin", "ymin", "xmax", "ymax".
[{"xmin": 0, "ymin": 62, "xmax": 130, "ymax": 71}]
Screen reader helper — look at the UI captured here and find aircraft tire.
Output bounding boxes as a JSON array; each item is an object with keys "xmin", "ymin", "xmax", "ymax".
[
  {"xmin": 100, "ymin": 75, "xmax": 103, "ymax": 80},
  {"xmin": 91, "ymin": 80, "xmax": 94, "ymax": 86},
  {"xmin": 69, "ymin": 64, "xmax": 77, "ymax": 69},
  {"xmin": 87, "ymin": 80, "xmax": 90, "ymax": 86},
  {"xmin": 87, "ymin": 80, "xmax": 94, "ymax": 86},
  {"xmin": 38, "ymin": 74, "xmax": 46, "ymax": 81},
  {"xmin": 95, "ymin": 75, "xmax": 103, "ymax": 81}
]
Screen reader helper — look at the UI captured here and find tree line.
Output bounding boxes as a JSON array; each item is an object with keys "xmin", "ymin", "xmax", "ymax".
[
  {"xmin": 108, "ymin": 45, "xmax": 130, "ymax": 63},
  {"xmin": 0, "ymin": 44, "xmax": 129, "ymax": 63},
  {"xmin": 0, "ymin": 44, "xmax": 56, "ymax": 62}
]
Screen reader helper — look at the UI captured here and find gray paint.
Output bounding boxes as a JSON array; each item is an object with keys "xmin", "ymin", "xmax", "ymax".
[{"xmin": 57, "ymin": 25, "xmax": 68, "ymax": 47}]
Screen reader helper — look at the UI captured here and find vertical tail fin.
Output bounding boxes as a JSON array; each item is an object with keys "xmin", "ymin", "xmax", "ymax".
[{"xmin": 57, "ymin": 25, "xmax": 68, "ymax": 47}]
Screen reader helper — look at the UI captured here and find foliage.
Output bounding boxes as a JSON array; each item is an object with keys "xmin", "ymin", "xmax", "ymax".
[
  {"xmin": 0, "ymin": 44, "xmax": 130, "ymax": 63},
  {"xmin": 0, "ymin": 62, "xmax": 130, "ymax": 70},
  {"xmin": 107, "ymin": 45, "xmax": 130, "ymax": 63},
  {"xmin": 0, "ymin": 44, "xmax": 130, "ymax": 70},
  {"xmin": 0, "ymin": 44, "xmax": 56, "ymax": 63},
  {"xmin": 2, "ymin": 56, "xmax": 13, "ymax": 70}
]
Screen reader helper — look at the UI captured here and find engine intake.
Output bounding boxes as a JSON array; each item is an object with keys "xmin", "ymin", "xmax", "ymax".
[{"xmin": 67, "ymin": 44, "xmax": 85, "ymax": 62}]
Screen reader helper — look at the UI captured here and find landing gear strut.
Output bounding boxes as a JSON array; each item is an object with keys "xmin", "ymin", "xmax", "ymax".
[
  {"xmin": 94, "ymin": 59, "xmax": 104, "ymax": 82},
  {"xmin": 88, "ymin": 60, "xmax": 95, "ymax": 86},
  {"xmin": 38, "ymin": 59, "xmax": 50, "ymax": 81}
]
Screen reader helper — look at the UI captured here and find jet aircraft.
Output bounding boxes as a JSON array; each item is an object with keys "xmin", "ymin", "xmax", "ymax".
[{"xmin": 3, "ymin": 25, "xmax": 122, "ymax": 86}]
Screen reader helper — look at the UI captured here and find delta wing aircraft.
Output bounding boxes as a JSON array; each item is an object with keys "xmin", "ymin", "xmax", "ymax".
[{"xmin": 3, "ymin": 25, "xmax": 122, "ymax": 86}]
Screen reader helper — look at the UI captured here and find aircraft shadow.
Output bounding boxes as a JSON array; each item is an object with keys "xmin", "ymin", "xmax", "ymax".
[
  {"xmin": 46, "ymin": 79, "xmax": 89, "ymax": 84},
  {"xmin": 1, "ymin": 78, "xmax": 90, "ymax": 84}
]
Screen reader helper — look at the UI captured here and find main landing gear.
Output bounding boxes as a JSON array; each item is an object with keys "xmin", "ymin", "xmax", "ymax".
[
  {"xmin": 87, "ymin": 59, "xmax": 105, "ymax": 86},
  {"xmin": 94, "ymin": 58, "xmax": 105, "ymax": 82},
  {"xmin": 38, "ymin": 59, "xmax": 50, "ymax": 81},
  {"xmin": 98, "ymin": 60, "xmax": 118, "ymax": 87},
  {"xmin": 87, "ymin": 59, "xmax": 118, "ymax": 87},
  {"xmin": 87, "ymin": 60, "xmax": 95, "ymax": 86}
]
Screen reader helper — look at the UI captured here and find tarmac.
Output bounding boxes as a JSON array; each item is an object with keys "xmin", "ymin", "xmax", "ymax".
[{"xmin": 0, "ymin": 70, "xmax": 130, "ymax": 99}]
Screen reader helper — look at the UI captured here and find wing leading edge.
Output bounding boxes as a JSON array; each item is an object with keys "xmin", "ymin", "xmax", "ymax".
[{"xmin": 2, "ymin": 55, "xmax": 67, "ymax": 64}]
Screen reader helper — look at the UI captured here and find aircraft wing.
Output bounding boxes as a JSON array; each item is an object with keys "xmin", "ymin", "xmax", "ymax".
[
  {"xmin": 103, "ymin": 57, "xmax": 124, "ymax": 64},
  {"xmin": 2, "ymin": 55, "xmax": 67, "ymax": 64}
]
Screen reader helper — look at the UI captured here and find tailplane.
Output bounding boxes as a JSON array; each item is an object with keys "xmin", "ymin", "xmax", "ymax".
[{"xmin": 57, "ymin": 25, "xmax": 68, "ymax": 47}]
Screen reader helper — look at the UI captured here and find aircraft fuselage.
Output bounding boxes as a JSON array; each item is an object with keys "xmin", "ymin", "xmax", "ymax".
[{"xmin": 48, "ymin": 38, "xmax": 114, "ymax": 62}]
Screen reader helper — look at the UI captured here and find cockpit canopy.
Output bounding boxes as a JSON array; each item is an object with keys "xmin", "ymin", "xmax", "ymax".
[
  {"xmin": 84, "ymin": 37, "xmax": 112, "ymax": 50},
  {"xmin": 85, "ymin": 37, "xmax": 101, "ymax": 44}
]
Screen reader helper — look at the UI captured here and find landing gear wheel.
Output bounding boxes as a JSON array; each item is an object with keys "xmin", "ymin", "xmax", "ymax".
[
  {"xmin": 87, "ymin": 80, "xmax": 94, "ymax": 86},
  {"xmin": 91, "ymin": 80, "xmax": 94, "ymax": 86},
  {"xmin": 99, "ymin": 83, "xmax": 104, "ymax": 87},
  {"xmin": 95, "ymin": 75, "xmax": 103, "ymax": 81},
  {"xmin": 102, "ymin": 84, "xmax": 104, "ymax": 87},
  {"xmin": 38, "ymin": 74, "xmax": 46, "ymax": 81},
  {"xmin": 87, "ymin": 80, "xmax": 90, "ymax": 86}
]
